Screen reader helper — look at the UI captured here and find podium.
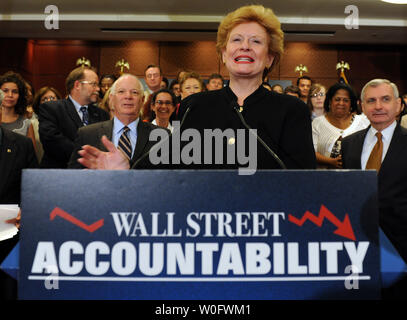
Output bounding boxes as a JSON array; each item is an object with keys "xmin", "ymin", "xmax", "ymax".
[{"xmin": 15, "ymin": 169, "xmax": 388, "ymax": 299}]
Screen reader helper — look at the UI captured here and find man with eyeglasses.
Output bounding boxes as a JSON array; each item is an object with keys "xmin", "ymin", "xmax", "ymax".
[
  {"xmin": 39, "ymin": 66, "xmax": 110, "ymax": 168},
  {"xmin": 68, "ymin": 74, "xmax": 167, "ymax": 169}
]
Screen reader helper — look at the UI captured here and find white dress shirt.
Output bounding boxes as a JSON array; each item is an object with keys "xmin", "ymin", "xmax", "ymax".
[
  {"xmin": 361, "ymin": 121, "xmax": 396, "ymax": 169},
  {"xmin": 69, "ymin": 95, "xmax": 87, "ymax": 123}
]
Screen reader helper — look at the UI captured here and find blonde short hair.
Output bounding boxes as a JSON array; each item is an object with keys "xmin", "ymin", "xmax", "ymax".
[
  {"xmin": 216, "ymin": 5, "xmax": 284, "ymax": 75},
  {"xmin": 179, "ymin": 72, "xmax": 204, "ymax": 91}
]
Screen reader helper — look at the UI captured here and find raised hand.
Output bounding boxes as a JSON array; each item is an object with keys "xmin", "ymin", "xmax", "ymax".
[{"xmin": 77, "ymin": 135, "xmax": 130, "ymax": 170}]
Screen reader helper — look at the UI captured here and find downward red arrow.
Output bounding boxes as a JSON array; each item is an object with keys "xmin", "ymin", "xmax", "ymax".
[
  {"xmin": 50, "ymin": 207, "xmax": 104, "ymax": 233},
  {"xmin": 288, "ymin": 204, "xmax": 356, "ymax": 241}
]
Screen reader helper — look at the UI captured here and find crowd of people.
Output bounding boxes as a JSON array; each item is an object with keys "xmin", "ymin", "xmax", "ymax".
[{"xmin": 1, "ymin": 4, "xmax": 407, "ymax": 274}]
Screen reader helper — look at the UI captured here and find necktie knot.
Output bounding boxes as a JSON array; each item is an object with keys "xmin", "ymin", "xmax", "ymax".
[
  {"xmin": 80, "ymin": 106, "xmax": 89, "ymax": 126},
  {"xmin": 366, "ymin": 131, "xmax": 383, "ymax": 172}
]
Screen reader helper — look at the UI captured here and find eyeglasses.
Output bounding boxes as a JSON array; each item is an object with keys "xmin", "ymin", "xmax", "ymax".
[
  {"xmin": 41, "ymin": 96, "xmax": 57, "ymax": 103},
  {"xmin": 311, "ymin": 92, "xmax": 325, "ymax": 98},
  {"xmin": 155, "ymin": 100, "xmax": 173, "ymax": 106},
  {"xmin": 80, "ymin": 81, "xmax": 99, "ymax": 88}
]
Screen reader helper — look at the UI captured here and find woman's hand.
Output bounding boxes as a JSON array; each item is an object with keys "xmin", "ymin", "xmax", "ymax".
[
  {"xmin": 329, "ymin": 155, "xmax": 343, "ymax": 169},
  {"xmin": 77, "ymin": 135, "xmax": 130, "ymax": 170}
]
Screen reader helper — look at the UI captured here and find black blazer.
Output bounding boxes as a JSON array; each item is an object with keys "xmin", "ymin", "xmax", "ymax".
[
  {"xmin": 177, "ymin": 86, "xmax": 316, "ymax": 169},
  {"xmin": 38, "ymin": 97, "xmax": 109, "ymax": 168},
  {"xmin": 0, "ymin": 127, "xmax": 38, "ymax": 204},
  {"xmin": 342, "ymin": 124, "xmax": 407, "ymax": 262},
  {"xmin": 68, "ymin": 119, "xmax": 165, "ymax": 169}
]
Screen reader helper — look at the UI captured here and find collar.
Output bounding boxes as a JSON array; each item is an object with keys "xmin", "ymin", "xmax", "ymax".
[
  {"xmin": 367, "ymin": 120, "xmax": 397, "ymax": 142},
  {"xmin": 223, "ymin": 84, "xmax": 268, "ymax": 109},
  {"xmin": 69, "ymin": 95, "xmax": 87, "ymax": 113},
  {"xmin": 113, "ymin": 116, "xmax": 139, "ymax": 135}
]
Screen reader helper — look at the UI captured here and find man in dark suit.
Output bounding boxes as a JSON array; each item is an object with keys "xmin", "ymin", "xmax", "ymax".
[
  {"xmin": 0, "ymin": 125, "xmax": 38, "ymax": 204},
  {"xmin": 341, "ymin": 79, "xmax": 407, "ymax": 262},
  {"xmin": 39, "ymin": 66, "xmax": 110, "ymax": 168},
  {"xmin": 68, "ymin": 74, "xmax": 164, "ymax": 169},
  {"xmin": 0, "ymin": 124, "xmax": 38, "ymax": 299}
]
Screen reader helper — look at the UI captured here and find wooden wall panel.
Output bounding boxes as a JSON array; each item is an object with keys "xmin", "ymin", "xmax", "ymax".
[
  {"xmin": 30, "ymin": 40, "xmax": 100, "ymax": 95},
  {"xmin": 159, "ymin": 41, "xmax": 220, "ymax": 78},
  {"xmin": 1, "ymin": 39, "xmax": 405, "ymax": 98},
  {"xmin": 99, "ymin": 41, "xmax": 159, "ymax": 77},
  {"xmin": 338, "ymin": 45, "xmax": 406, "ymax": 95},
  {"xmin": 280, "ymin": 43, "xmax": 338, "ymax": 88}
]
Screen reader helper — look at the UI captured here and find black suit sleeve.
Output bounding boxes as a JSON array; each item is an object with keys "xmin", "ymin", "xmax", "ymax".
[
  {"xmin": 280, "ymin": 99, "xmax": 316, "ymax": 169},
  {"xmin": 38, "ymin": 102, "xmax": 76, "ymax": 163},
  {"xmin": 67, "ymin": 128, "xmax": 86, "ymax": 169}
]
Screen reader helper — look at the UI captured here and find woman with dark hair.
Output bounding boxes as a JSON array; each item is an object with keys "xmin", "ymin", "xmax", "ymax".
[
  {"xmin": 99, "ymin": 74, "xmax": 117, "ymax": 99},
  {"xmin": 0, "ymin": 71, "xmax": 36, "ymax": 151},
  {"xmin": 312, "ymin": 82, "xmax": 369, "ymax": 169},
  {"xmin": 31, "ymin": 86, "xmax": 62, "ymax": 161},
  {"xmin": 150, "ymin": 88, "xmax": 177, "ymax": 132}
]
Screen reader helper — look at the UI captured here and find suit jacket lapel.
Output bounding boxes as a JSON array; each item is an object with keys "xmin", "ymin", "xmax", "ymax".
[
  {"xmin": 96, "ymin": 120, "xmax": 114, "ymax": 151},
  {"xmin": 132, "ymin": 121, "xmax": 150, "ymax": 163},
  {"xmin": 381, "ymin": 124, "xmax": 405, "ymax": 170},
  {"xmin": 66, "ymin": 98, "xmax": 83, "ymax": 128},
  {"xmin": 346, "ymin": 128, "xmax": 368, "ymax": 169},
  {"xmin": 0, "ymin": 129, "xmax": 18, "ymax": 197},
  {"xmin": 88, "ymin": 104, "xmax": 103, "ymax": 124}
]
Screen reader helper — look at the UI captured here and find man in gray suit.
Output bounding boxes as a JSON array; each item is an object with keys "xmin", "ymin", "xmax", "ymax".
[
  {"xmin": 341, "ymin": 79, "xmax": 407, "ymax": 262},
  {"xmin": 68, "ymin": 74, "xmax": 163, "ymax": 169}
]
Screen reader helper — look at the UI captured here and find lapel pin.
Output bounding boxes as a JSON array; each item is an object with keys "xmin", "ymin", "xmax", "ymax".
[{"xmin": 7, "ymin": 148, "xmax": 12, "ymax": 153}]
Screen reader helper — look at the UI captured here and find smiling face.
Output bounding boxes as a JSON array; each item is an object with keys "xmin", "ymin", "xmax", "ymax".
[
  {"xmin": 1, "ymin": 82, "xmax": 19, "ymax": 109},
  {"xmin": 222, "ymin": 22, "xmax": 274, "ymax": 82},
  {"xmin": 152, "ymin": 92, "xmax": 175, "ymax": 122},
  {"xmin": 109, "ymin": 76, "xmax": 144, "ymax": 123},
  {"xmin": 362, "ymin": 83, "xmax": 401, "ymax": 131},
  {"xmin": 298, "ymin": 79, "xmax": 312, "ymax": 98},
  {"xmin": 181, "ymin": 78, "xmax": 202, "ymax": 99}
]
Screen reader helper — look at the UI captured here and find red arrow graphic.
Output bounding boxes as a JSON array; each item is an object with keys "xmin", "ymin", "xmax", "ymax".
[
  {"xmin": 50, "ymin": 207, "xmax": 104, "ymax": 233},
  {"xmin": 288, "ymin": 204, "xmax": 356, "ymax": 241}
]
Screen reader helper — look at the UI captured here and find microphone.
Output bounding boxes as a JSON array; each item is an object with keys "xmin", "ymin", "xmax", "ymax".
[
  {"xmin": 130, "ymin": 101, "xmax": 193, "ymax": 169},
  {"xmin": 231, "ymin": 101, "xmax": 287, "ymax": 169}
]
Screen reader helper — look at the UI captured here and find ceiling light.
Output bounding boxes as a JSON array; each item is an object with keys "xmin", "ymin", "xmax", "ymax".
[{"xmin": 381, "ymin": 0, "xmax": 407, "ymax": 4}]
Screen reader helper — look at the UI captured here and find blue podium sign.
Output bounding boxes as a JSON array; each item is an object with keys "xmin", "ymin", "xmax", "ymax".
[{"xmin": 19, "ymin": 170, "xmax": 380, "ymax": 299}]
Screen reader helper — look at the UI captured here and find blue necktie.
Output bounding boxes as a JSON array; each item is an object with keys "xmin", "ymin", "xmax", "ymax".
[{"xmin": 80, "ymin": 106, "xmax": 89, "ymax": 126}]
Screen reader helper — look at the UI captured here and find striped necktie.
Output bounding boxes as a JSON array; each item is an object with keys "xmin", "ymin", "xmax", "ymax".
[
  {"xmin": 366, "ymin": 132, "xmax": 383, "ymax": 171},
  {"xmin": 80, "ymin": 106, "xmax": 89, "ymax": 126},
  {"xmin": 118, "ymin": 126, "xmax": 132, "ymax": 160}
]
